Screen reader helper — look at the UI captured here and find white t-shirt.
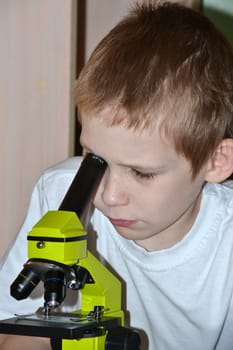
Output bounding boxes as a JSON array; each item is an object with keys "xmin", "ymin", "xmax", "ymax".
[{"xmin": 1, "ymin": 157, "xmax": 233, "ymax": 350}]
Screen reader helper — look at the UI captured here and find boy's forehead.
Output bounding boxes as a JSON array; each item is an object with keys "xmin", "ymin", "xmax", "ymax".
[
  {"xmin": 80, "ymin": 111, "xmax": 172, "ymax": 150},
  {"xmin": 80, "ymin": 116, "xmax": 184, "ymax": 171},
  {"xmin": 79, "ymin": 103, "xmax": 182, "ymax": 153},
  {"xmin": 79, "ymin": 104, "xmax": 164, "ymax": 132}
]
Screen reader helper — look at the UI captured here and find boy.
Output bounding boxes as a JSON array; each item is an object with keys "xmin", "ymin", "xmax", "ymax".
[{"xmin": 1, "ymin": 1, "xmax": 233, "ymax": 349}]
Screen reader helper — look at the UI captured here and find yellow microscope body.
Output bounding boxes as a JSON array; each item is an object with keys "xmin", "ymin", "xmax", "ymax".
[
  {"xmin": 27, "ymin": 210, "xmax": 124, "ymax": 349},
  {"xmin": 0, "ymin": 153, "xmax": 140, "ymax": 349}
]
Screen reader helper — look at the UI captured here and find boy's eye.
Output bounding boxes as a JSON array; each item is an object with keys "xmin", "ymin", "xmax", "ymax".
[{"xmin": 132, "ymin": 169, "xmax": 156, "ymax": 180}]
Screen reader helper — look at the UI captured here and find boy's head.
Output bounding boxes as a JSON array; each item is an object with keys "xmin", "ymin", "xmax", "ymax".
[{"xmin": 76, "ymin": 1, "xmax": 233, "ymax": 178}]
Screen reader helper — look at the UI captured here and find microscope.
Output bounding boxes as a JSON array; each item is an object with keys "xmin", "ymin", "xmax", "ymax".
[{"xmin": 0, "ymin": 153, "xmax": 140, "ymax": 349}]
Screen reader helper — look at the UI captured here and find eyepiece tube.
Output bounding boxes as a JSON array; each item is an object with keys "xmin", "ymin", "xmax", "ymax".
[{"xmin": 59, "ymin": 153, "xmax": 107, "ymax": 221}]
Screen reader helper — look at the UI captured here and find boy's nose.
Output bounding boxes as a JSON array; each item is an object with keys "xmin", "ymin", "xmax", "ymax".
[{"xmin": 100, "ymin": 172, "xmax": 129, "ymax": 207}]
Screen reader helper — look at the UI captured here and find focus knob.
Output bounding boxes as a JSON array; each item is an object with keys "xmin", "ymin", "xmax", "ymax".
[{"xmin": 106, "ymin": 326, "xmax": 141, "ymax": 350}]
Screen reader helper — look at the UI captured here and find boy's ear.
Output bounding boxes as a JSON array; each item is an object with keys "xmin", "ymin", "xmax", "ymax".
[{"xmin": 205, "ymin": 139, "xmax": 233, "ymax": 183}]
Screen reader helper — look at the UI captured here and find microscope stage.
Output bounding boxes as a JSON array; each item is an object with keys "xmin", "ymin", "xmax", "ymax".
[{"xmin": 0, "ymin": 314, "xmax": 120, "ymax": 339}]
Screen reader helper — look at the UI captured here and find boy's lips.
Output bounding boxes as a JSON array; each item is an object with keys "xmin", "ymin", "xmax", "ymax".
[{"xmin": 108, "ymin": 217, "xmax": 137, "ymax": 227}]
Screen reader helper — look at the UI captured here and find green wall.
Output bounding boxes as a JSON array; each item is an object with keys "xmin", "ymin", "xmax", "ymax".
[{"xmin": 202, "ymin": 0, "xmax": 233, "ymax": 45}]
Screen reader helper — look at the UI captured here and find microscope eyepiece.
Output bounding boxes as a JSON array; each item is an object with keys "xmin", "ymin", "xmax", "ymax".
[{"xmin": 59, "ymin": 153, "xmax": 107, "ymax": 221}]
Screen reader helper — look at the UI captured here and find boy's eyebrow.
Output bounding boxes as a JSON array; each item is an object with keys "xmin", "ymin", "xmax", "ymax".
[
  {"xmin": 109, "ymin": 157, "xmax": 166, "ymax": 171},
  {"xmin": 121, "ymin": 162, "xmax": 165, "ymax": 172}
]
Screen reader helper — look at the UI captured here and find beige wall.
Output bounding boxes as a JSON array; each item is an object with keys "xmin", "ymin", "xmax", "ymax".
[
  {"xmin": 85, "ymin": 0, "xmax": 133, "ymax": 60},
  {"xmin": 0, "ymin": 0, "xmax": 77, "ymax": 259},
  {"xmin": 203, "ymin": 0, "xmax": 233, "ymax": 44},
  {"xmin": 84, "ymin": 0, "xmax": 199, "ymax": 60}
]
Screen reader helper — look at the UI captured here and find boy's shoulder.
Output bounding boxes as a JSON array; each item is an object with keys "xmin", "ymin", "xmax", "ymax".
[
  {"xmin": 202, "ymin": 181, "xmax": 233, "ymax": 217},
  {"xmin": 43, "ymin": 156, "xmax": 82, "ymax": 178},
  {"xmin": 36, "ymin": 157, "xmax": 83, "ymax": 208},
  {"xmin": 205, "ymin": 181, "xmax": 233, "ymax": 197},
  {"xmin": 204, "ymin": 181, "xmax": 233, "ymax": 199},
  {"xmin": 222, "ymin": 179, "xmax": 233, "ymax": 190},
  {"xmin": 40, "ymin": 156, "xmax": 82, "ymax": 187}
]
